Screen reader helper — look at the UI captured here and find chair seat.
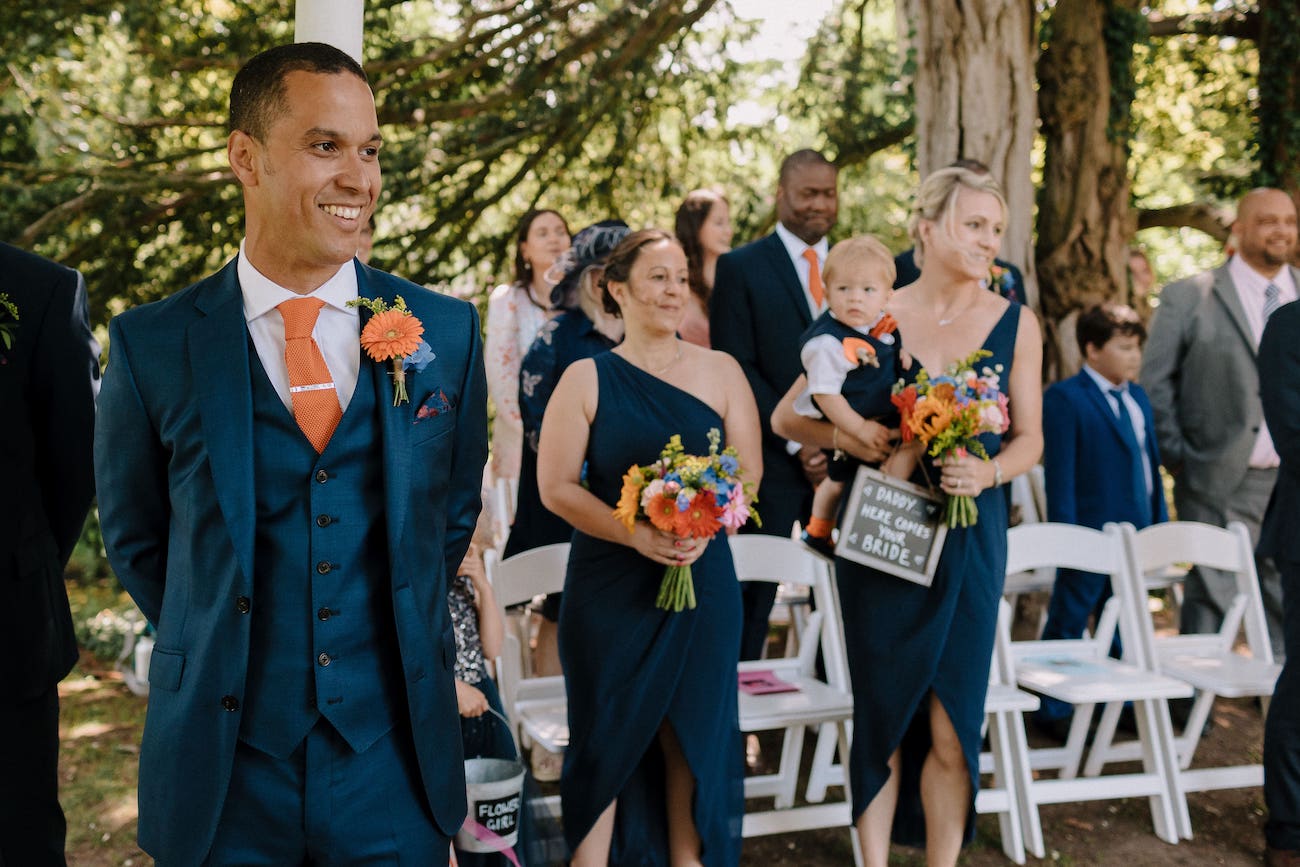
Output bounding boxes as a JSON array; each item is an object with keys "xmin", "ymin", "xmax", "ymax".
[
  {"xmin": 986, "ymin": 682, "xmax": 1041, "ymax": 713},
  {"xmin": 738, "ymin": 677, "xmax": 854, "ymax": 732},
  {"xmin": 1016, "ymin": 655, "xmax": 1192, "ymax": 704},
  {"xmin": 517, "ymin": 698, "xmax": 569, "ymax": 751},
  {"xmin": 1160, "ymin": 653, "xmax": 1281, "ymax": 698}
]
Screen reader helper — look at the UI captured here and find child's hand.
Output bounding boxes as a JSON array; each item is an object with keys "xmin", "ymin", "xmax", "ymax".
[
  {"xmin": 856, "ymin": 419, "xmax": 896, "ymax": 453},
  {"xmin": 456, "ymin": 679, "xmax": 489, "ymax": 717},
  {"xmin": 458, "ymin": 543, "xmax": 488, "ymax": 588}
]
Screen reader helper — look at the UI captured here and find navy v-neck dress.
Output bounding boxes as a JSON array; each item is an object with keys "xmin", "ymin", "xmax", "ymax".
[
  {"xmin": 835, "ymin": 303, "xmax": 1019, "ymax": 847},
  {"xmin": 558, "ymin": 352, "xmax": 743, "ymax": 866}
]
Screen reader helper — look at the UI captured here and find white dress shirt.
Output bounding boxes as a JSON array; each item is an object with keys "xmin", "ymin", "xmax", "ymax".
[
  {"xmin": 238, "ymin": 242, "xmax": 362, "ymax": 413},
  {"xmin": 1227, "ymin": 254, "xmax": 1296, "ymax": 468},
  {"xmin": 1082, "ymin": 363, "xmax": 1153, "ymax": 497},
  {"xmin": 775, "ymin": 222, "xmax": 830, "ymax": 319}
]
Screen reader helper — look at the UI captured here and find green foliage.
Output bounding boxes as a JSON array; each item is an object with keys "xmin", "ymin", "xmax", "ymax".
[{"xmin": 1254, "ymin": 0, "xmax": 1300, "ymax": 189}]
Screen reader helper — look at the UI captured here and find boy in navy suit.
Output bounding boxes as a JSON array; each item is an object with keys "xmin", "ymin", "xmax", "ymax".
[{"xmin": 1035, "ymin": 303, "xmax": 1168, "ymax": 739}]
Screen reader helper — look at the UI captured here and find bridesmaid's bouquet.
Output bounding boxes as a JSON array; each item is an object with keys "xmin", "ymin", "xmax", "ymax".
[
  {"xmin": 891, "ymin": 349, "xmax": 1010, "ymax": 528},
  {"xmin": 613, "ymin": 428, "xmax": 759, "ymax": 612}
]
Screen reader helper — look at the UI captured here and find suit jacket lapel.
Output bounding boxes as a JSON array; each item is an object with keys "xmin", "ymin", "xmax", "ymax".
[
  {"xmin": 1212, "ymin": 264, "xmax": 1257, "ymax": 354},
  {"xmin": 1079, "ymin": 372, "xmax": 1138, "ymax": 455},
  {"xmin": 761, "ymin": 233, "xmax": 813, "ymax": 329},
  {"xmin": 357, "ymin": 262, "xmax": 413, "ymax": 557},
  {"xmin": 189, "ymin": 261, "xmax": 256, "ymax": 585}
]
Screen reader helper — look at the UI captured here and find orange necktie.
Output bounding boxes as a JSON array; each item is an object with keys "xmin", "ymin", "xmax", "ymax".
[
  {"xmin": 278, "ymin": 297, "xmax": 343, "ymax": 454},
  {"xmin": 802, "ymin": 247, "xmax": 825, "ymax": 309}
]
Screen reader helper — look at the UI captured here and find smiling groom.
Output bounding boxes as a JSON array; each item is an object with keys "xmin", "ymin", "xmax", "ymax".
[{"xmin": 94, "ymin": 43, "xmax": 486, "ymax": 864}]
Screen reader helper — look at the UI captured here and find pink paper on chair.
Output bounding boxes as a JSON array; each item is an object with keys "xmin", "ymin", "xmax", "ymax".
[{"xmin": 738, "ymin": 669, "xmax": 800, "ymax": 695}]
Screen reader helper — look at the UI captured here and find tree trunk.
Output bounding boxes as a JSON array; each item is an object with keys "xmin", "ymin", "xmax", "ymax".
[
  {"xmin": 1255, "ymin": 0, "xmax": 1300, "ymax": 264},
  {"xmin": 895, "ymin": 0, "xmax": 1039, "ymax": 304},
  {"xmin": 1035, "ymin": 0, "xmax": 1142, "ymax": 378}
]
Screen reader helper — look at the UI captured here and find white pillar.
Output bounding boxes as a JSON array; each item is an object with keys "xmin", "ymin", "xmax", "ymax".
[{"xmin": 295, "ymin": 0, "xmax": 365, "ymax": 64}]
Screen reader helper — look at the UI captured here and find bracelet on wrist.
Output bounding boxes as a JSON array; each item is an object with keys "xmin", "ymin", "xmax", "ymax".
[{"xmin": 992, "ymin": 458, "xmax": 1004, "ymax": 487}]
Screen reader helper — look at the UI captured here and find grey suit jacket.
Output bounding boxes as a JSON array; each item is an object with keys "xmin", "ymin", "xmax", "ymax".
[{"xmin": 1141, "ymin": 262, "xmax": 1300, "ymax": 503}]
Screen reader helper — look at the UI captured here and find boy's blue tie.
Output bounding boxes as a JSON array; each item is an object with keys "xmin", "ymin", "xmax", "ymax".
[{"xmin": 1110, "ymin": 387, "xmax": 1152, "ymax": 515}]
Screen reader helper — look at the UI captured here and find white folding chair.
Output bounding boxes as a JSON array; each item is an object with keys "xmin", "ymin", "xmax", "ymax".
[
  {"xmin": 728, "ymin": 535, "xmax": 862, "ymax": 867},
  {"xmin": 1005, "ymin": 522, "xmax": 1192, "ymax": 846},
  {"xmin": 485, "ymin": 544, "xmax": 570, "ymax": 754},
  {"xmin": 976, "ymin": 598, "xmax": 1042, "ymax": 864},
  {"xmin": 1084, "ymin": 521, "xmax": 1279, "ymax": 822}
]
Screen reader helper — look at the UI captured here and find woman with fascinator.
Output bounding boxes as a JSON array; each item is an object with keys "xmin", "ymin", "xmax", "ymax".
[
  {"xmin": 485, "ymin": 209, "xmax": 571, "ymax": 485},
  {"xmin": 507, "ymin": 221, "xmax": 630, "ymax": 735}
]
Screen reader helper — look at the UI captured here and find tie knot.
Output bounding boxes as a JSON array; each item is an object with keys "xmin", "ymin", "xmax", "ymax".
[
  {"xmin": 1109, "ymin": 388, "xmax": 1125, "ymax": 401},
  {"xmin": 802, "ymin": 248, "xmax": 819, "ymax": 267},
  {"xmin": 1266, "ymin": 283, "xmax": 1280, "ymax": 301},
  {"xmin": 278, "ymin": 297, "xmax": 327, "ymax": 340}
]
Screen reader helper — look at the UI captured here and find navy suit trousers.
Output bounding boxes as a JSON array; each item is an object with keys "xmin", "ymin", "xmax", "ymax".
[
  {"xmin": 199, "ymin": 720, "xmax": 449, "ymax": 866},
  {"xmin": 1266, "ymin": 557, "xmax": 1300, "ymax": 850}
]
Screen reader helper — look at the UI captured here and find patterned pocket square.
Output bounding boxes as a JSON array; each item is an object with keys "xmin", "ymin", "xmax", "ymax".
[{"xmin": 414, "ymin": 388, "xmax": 454, "ymax": 422}]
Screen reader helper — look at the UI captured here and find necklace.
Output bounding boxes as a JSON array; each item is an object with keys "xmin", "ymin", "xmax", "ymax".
[
  {"xmin": 935, "ymin": 294, "xmax": 978, "ymax": 327},
  {"xmin": 632, "ymin": 340, "xmax": 682, "ymax": 376}
]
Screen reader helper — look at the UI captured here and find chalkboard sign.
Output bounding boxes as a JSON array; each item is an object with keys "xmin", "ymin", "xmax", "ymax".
[{"xmin": 834, "ymin": 465, "xmax": 947, "ymax": 586}]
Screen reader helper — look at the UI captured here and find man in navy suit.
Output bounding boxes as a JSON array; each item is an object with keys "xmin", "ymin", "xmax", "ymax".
[
  {"xmin": 0, "ymin": 243, "xmax": 99, "ymax": 866},
  {"xmin": 94, "ymin": 43, "xmax": 487, "ymax": 863},
  {"xmin": 1035, "ymin": 302, "xmax": 1167, "ymax": 737},
  {"xmin": 1261, "ymin": 294, "xmax": 1300, "ymax": 866},
  {"xmin": 710, "ymin": 149, "xmax": 839, "ymax": 660}
]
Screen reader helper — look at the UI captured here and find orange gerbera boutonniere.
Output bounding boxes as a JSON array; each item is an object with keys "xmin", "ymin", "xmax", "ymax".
[
  {"xmin": 842, "ymin": 337, "xmax": 879, "ymax": 368},
  {"xmin": 348, "ymin": 295, "xmax": 434, "ymax": 406},
  {"xmin": 869, "ymin": 313, "xmax": 897, "ymax": 339}
]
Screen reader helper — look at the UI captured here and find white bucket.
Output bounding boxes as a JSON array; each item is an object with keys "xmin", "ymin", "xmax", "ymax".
[{"xmin": 455, "ymin": 709, "xmax": 527, "ymax": 855}]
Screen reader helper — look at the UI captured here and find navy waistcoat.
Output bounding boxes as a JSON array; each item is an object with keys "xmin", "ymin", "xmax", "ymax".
[
  {"xmin": 800, "ymin": 311, "xmax": 905, "ymax": 424},
  {"xmin": 240, "ymin": 341, "xmax": 404, "ymax": 758}
]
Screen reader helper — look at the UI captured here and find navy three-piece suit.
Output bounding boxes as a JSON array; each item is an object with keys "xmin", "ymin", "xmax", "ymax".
[{"xmin": 94, "ymin": 259, "xmax": 487, "ymax": 863}]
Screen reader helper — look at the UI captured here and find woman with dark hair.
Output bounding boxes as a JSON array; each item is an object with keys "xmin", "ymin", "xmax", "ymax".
[
  {"xmin": 486, "ymin": 208, "xmax": 571, "ymax": 484},
  {"xmin": 538, "ymin": 229, "xmax": 760, "ymax": 866},
  {"xmin": 674, "ymin": 188, "xmax": 733, "ymax": 347}
]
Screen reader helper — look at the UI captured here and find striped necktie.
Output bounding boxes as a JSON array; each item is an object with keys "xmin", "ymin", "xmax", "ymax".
[{"xmin": 1264, "ymin": 283, "xmax": 1281, "ymax": 321}]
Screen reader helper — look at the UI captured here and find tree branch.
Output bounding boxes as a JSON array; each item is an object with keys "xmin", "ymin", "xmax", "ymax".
[
  {"xmin": 1136, "ymin": 201, "xmax": 1232, "ymax": 241},
  {"xmin": 1147, "ymin": 8, "xmax": 1259, "ymax": 40}
]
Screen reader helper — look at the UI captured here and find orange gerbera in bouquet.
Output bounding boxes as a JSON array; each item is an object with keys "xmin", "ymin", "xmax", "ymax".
[
  {"xmin": 890, "ymin": 349, "xmax": 1010, "ymax": 528},
  {"xmin": 613, "ymin": 429, "xmax": 759, "ymax": 612},
  {"xmin": 348, "ymin": 295, "xmax": 435, "ymax": 405}
]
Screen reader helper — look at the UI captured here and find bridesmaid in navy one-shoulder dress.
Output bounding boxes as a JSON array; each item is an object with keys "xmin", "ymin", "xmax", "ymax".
[
  {"xmin": 536, "ymin": 229, "xmax": 761, "ymax": 867},
  {"xmin": 560, "ymin": 352, "xmax": 743, "ymax": 864},
  {"xmin": 836, "ymin": 302, "xmax": 1019, "ymax": 847}
]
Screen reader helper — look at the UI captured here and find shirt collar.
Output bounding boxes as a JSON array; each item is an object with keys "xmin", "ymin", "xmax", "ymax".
[
  {"xmin": 1228, "ymin": 253, "xmax": 1297, "ymax": 297},
  {"xmin": 775, "ymin": 222, "xmax": 830, "ymax": 263},
  {"xmin": 237, "ymin": 240, "xmax": 360, "ymax": 323},
  {"xmin": 1082, "ymin": 362, "xmax": 1126, "ymax": 394}
]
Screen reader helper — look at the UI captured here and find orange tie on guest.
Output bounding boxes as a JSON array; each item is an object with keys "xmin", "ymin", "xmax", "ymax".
[
  {"xmin": 278, "ymin": 297, "xmax": 343, "ymax": 454},
  {"xmin": 802, "ymin": 246, "xmax": 824, "ymax": 309}
]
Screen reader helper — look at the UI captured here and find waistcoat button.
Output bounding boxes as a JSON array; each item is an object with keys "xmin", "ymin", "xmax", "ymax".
[
  {"xmin": 318, "ymin": 652, "xmax": 332, "ymax": 667},
  {"xmin": 235, "ymin": 596, "xmax": 251, "ymax": 614},
  {"xmin": 316, "ymin": 561, "xmax": 331, "ymax": 574},
  {"xmin": 221, "ymin": 695, "xmax": 239, "ymax": 711},
  {"xmin": 315, "ymin": 469, "xmax": 329, "ymax": 483}
]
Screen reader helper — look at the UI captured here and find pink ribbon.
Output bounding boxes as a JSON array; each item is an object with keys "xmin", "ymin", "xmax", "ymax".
[{"xmin": 461, "ymin": 818, "xmax": 522, "ymax": 867}]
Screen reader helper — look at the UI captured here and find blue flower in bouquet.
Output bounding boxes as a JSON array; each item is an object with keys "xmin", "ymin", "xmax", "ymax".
[
  {"xmin": 719, "ymin": 455, "xmax": 739, "ymax": 475},
  {"xmin": 676, "ymin": 490, "xmax": 693, "ymax": 512},
  {"xmin": 664, "ymin": 471, "xmax": 683, "ymax": 486}
]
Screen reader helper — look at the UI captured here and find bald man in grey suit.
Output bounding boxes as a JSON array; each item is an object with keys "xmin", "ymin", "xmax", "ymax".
[{"xmin": 1141, "ymin": 188, "xmax": 1299, "ymax": 657}]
